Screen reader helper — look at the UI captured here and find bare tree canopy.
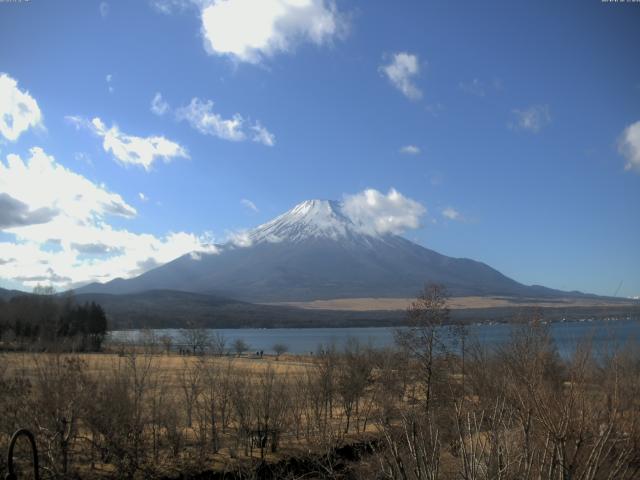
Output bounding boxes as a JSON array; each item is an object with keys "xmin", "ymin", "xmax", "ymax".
[
  {"xmin": 395, "ymin": 283, "xmax": 450, "ymax": 414},
  {"xmin": 232, "ymin": 338, "xmax": 249, "ymax": 356},
  {"xmin": 272, "ymin": 343, "xmax": 288, "ymax": 358},
  {"xmin": 180, "ymin": 327, "xmax": 212, "ymax": 355}
]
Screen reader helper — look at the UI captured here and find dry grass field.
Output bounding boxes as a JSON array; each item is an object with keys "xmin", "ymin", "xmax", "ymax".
[
  {"xmin": 0, "ymin": 347, "xmax": 386, "ymax": 479},
  {"xmin": 1, "ymin": 315, "xmax": 639, "ymax": 479},
  {"xmin": 266, "ymin": 295, "xmax": 637, "ymax": 311},
  {"xmin": 2, "ymin": 351, "xmax": 314, "ymax": 380}
]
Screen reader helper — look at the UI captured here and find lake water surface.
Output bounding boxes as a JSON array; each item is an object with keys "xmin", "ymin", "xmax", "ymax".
[{"xmin": 109, "ymin": 318, "xmax": 640, "ymax": 358}]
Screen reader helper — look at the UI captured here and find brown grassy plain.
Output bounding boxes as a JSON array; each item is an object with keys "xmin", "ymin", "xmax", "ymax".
[
  {"xmin": 1, "ymin": 315, "xmax": 639, "ymax": 479},
  {"xmin": 266, "ymin": 295, "xmax": 637, "ymax": 311}
]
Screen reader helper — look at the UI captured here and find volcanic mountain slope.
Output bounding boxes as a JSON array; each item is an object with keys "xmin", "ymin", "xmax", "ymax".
[{"xmin": 77, "ymin": 199, "xmax": 582, "ymax": 302}]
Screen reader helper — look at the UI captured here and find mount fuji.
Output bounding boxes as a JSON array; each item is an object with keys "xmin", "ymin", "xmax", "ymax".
[{"xmin": 77, "ymin": 199, "xmax": 575, "ymax": 302}]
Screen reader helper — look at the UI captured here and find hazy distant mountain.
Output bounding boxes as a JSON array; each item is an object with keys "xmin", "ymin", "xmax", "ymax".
[
  {"xmin": 77, "ymin": 199, "xmax": 584, "ymax": 302},
  {"xmin": 0, "ymin": 287, "xmax": 28, "ymax": 301}
]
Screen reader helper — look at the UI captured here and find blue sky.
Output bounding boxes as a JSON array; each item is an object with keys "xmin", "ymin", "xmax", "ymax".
[{"xmin": 0, "ymin": 0, "xmax": 639, "ymax": 297}]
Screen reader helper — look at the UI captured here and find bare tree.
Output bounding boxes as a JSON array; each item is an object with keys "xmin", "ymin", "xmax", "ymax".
[
  {"xmin": 31, "ymin": 354, "xmax": 87, "ymax": 476},
  {"xmin": 377, "ymin": 410, "xmax": 441, "ymax": 480},
  {"xmin": 395, "ymin": 283, "xmax": 450, "ymax": 415},
  {"xmin": 233, "ymin": 338, "xmax": 249, "ymax": 356},
  {"xmin": 336, "ymin": 338, "xmax": 373, "ymax": 433},
  {"xmin": 317, "ymin": 344, "xmax": 337, "ymax": 419},
  {"xmin": 81, "ymin": 351, "xmax": 155, "ymax": 478},
  {"xmin": 272, "ymin": 343, "xmax": 288, "ymax": 359},
  {"xmin": 140, "ymin": 329, "xmax": 159, "ymax": 353},
  {"xmin": 211, "ymin": 331, "xmax": 227, "ymax": 356},
  {"xmin": 251, "ymin": 365, "xmax": 290, "ymax": 458},
  {"xmin": 198, "ymin": 357, "xmax": 222, "ymax": 453},
  {"xmin": 179, "ymin": 357, "xmax": 202, "ymax": 428},
  {"xmin": 159, "ymin": 334, "xmax": 173, "ymax": 355},
  {"xmin": 180, "ymin": 327, "xmax": 212, "ymax": 355}
]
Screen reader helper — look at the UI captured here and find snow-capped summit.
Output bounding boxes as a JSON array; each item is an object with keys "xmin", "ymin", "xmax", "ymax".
[{"xmin": 249, "ymin": 199, "xmax": 362, "ymax": 244}]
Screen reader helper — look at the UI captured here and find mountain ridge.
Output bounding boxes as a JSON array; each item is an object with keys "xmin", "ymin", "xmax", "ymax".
[{"xmin": 76, "ymin": 199, "xmax": 593, "ymax": 302}]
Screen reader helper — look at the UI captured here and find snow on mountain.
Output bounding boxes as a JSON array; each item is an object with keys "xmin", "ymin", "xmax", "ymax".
[{"xmin": 249, "ymin": 199, "xmax": 376, "ymax": 244}]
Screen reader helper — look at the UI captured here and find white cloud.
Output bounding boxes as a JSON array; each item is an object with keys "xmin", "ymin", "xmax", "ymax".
[
  {"xmin": 99, "ymin": 1, "xmax": 109, "ymax": 18},
  {"xmin": 1, "ymin": 147, "xmax": 136, "ymax": 225},
  {"xmin": 176, "ymin": 98, "xmax": 245, "ymax": 141},
  {"xmin": 200, "ymin": 0, "xmax": 346, "ymax": 64},
  {"xmin": 227, "ymin": 229, "xmax": 253, "ymax": 247},
  {"xmin": 176, "ymin": 97, "xmax": 275, "ymax": 146},
  {"xmin": 92, "ymin": 118, "xmax": 189, "ymax": 170},
  {"xmin": 380, "ymin": 52, "xmax": 423, "ymax": 101},
  {"xmin": 251, "ymin": 122, "xmax": 276, "ymax": 146},
  {"xmin": 618, "ymin": 120, "xmax": 640, "ymax": 173},
  {"xmin": 65, "ymin": 115, "xmax": 85, "ymax": 130},
  {"xmin": 0, "ymin": 229, "xmax": 217, "ymax": 289},
  {"xmin": 0, "ymin": 148, "xmax": 216, "ymax": 289},
  {"xmin": 151, "ymin": 92, "xmax": 170, "ymax": 116},
  {"xmin": 510, "ymin": 104, "xmax": 551, "ymax": 133},
  {"xmin": 441, "ymin": 207, "xmax": 460, "ymax": 221},
  {"xmin": 400, "ymin": 145, "xmax": 420, "ymax": 155},
  {"xmin": 68, "ymin": 116, "xmax": 189, "ymax": 170},
  {"xmin": 138, "ymin": 192, "xmax": 148, "ymax": 202},
  {"xmin": 342, "ymin": 188, "xmax": 426, "ymax": 236},
  {"xmin": 0, "ymin": 73, "xmax": 43, "ymax": 142},
  {"xmin": 241, "ymin": 198, "xmax": 259, "ymax": 212}
]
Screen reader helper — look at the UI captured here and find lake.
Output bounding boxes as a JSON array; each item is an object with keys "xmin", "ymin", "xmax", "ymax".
[{"xmin": 109, "ymin": 317, "xmax": 640, "ymax": 358}]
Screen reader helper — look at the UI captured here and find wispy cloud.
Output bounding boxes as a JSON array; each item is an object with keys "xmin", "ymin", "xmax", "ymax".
[
  {"xmin": 458, "ymin": 77, "xmax": 503, "ymax": 97},
  {"xmin": 176, "ymin": 98, "xmax": 245, "ymax": 141},
  {"xmin": 149, "ymin": 0, "xmax": 193, "ymax": 14},
  {"xmin": 380, "ymin": 52, "xmax": 423, "ymax": 101},
  {"xmin": 99, "ymin": 1, "xmax": 109, "ymax": 18},
  {"xmin": 425, "ymin": 102, "xmax": 444, "ymax": 117},
  {"xmin": 458, "ymin": 78, "xmax": 485, "ymax": 97},
  {"xmin": 400, "ymin": 145, "xmax": 420, "ymax": 155},
  {"xmin": 441, "ymin": 206, "xmax": 461, "ymax": 221},
  {"xmin": 176, "ymin": 97, "xmax": 275, "ymax": 146},
  {"xmin": 618, "ymin": 120, "xmax": 640, "ymax": 173},
  {"xmin": 106, "ymin": 73, "xmax": 114, "ymax": 93},
  {"xmin": 66, "ymin": 115, "xmax": 189, "ymax": 170},
  {"xmin": 251, "ymin": 122, "xmax": 276, "ymax": 147},
  {"xmin": 509, "ymin": 104, "xmax": 551, "ymax": 133},
  {"xmin": 74, "ymin": 152, "xmax": 93, "ymax": 166},
  {"xmin": 151, "ymin": 92, "xmax": 169, "ymax": 116},
  {"xmin": 0, "ymin": 73, "xmax": 43, "ymax": 142},
  {"xmin": 241, "ymin": 198, "xmax": 259, "ymax": 212}
]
